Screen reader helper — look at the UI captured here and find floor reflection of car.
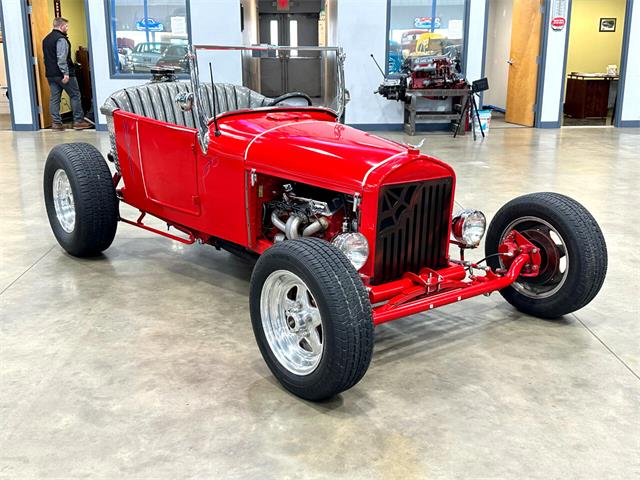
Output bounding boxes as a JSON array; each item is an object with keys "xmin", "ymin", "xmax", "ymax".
[
  {"xmin": 156, "ymin": 45, "xmax": 190, "ymax": 73},
  {"xmin": 124, "ymin": 42, "xmax": 171, "ymax": 72}
]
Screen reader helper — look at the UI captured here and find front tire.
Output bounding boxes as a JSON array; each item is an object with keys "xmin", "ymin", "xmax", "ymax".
[
  {"xmin": 44, "ymin": 143, "xmax": 118, "ymax": 257},
  {"xmin": 250, "ymin": 237, "xmax": 374, "ymax": 401},
  {"xmin": 486, "ymin": 192, "xmax": 607, "ymax": 318}
]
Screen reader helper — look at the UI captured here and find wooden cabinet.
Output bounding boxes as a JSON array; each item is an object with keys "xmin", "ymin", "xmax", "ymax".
[{"xmin": 564, "ymin": 74, "xmax": 617, "ymax": 119}]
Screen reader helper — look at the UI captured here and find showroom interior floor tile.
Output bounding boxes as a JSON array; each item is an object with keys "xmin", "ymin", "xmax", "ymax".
[{"xmin": 1, "ymin": 126, "xmax": 639, "ymax": 479}]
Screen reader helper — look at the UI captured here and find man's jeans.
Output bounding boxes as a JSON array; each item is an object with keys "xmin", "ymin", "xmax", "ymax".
[{"xmin": 48, "ymin": 76, "xmax": 84, "ymax": 124}]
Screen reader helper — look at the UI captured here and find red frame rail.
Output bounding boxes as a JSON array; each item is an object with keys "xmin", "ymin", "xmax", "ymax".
[
  {"xmin": 114, "ymin": 172, "xmax": 197, "ymax": 245},
  {"xmin": 119, "ymin": 212, "xmax": 197, "ymax": 245}
]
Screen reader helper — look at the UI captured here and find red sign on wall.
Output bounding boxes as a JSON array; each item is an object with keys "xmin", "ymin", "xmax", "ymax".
[
  {"xmin": 551, "ymin": 16, "xmax": 566, "ymax": 30},
  {"xmin": 277, "ymin": 0, "xmax": 290, "ymax": 11},
  {"xmin": 550, "ymin": 0, "xmax": 568, "ymax": 31}
]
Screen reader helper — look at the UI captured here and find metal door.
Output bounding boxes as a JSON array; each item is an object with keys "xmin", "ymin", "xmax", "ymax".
[
  {"xmin": 259, "ymin": 13, "xmax": 320, "ymax": 98},
  {"xmin": 259, "ymin": 14, "xmax": 285, "ymax": 96}
]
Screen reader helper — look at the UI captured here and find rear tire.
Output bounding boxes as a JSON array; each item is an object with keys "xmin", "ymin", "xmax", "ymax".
[
  {"xmin": 250, "ymin": 237, "xmax": 374, "ymax": 401},
  {"xmin": 486, "ymin": 192, "xmax": 607, "ymax": 318},
  {"xmin": 44, "ymin": 143, "xmax": 118, "ymax": 257}
]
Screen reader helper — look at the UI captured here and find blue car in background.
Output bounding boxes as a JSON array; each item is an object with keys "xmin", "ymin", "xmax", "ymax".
[{"xmin": 135, "ymin": 18, "xmax": 164, "ymax": 32}]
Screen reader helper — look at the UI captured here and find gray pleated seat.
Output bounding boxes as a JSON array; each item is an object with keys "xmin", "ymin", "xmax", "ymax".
[{"xmin": 100, "ymin": 82, "xmax": 273, "ymax": 128}]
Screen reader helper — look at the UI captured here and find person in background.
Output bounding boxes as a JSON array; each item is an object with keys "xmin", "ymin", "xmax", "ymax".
[{"xmin": 42, "ymin": 17, "xmax": 91, "ymax": 130}]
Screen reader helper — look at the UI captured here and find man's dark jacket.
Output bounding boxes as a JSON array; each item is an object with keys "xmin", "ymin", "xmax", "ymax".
[{"xmin": 42, "ymin": 29, "xmax": 75, "ymax": 78}]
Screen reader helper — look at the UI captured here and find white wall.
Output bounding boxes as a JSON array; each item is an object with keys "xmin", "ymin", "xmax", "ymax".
[
  {"xmin": 464, "ymin": 0, "xmax": 487, "ymax": 83},
  {"xmin": 539, "ymin": 16, "xmax": 570, "ymax": 124},
  {"xmin": 620, "ymin": 2, "xmax": 639, "ymax": 123},
  {"xmin": 483, "ymin": 0, "xmax": 512, "ymax": 109},
  {"xmin": 88, "ymin": 0, "xmax": 242, "ymax": 126},
  {"xmin": 337, "ymin": 0, "xmax": 403, "ymax": 124},
  {"xmin": 1, "ymin": 0, "xmax": 34, "ymax": 126},
  {"xmin": 190, "ymin": 0, "xmax": 242, "ymax": 85}
]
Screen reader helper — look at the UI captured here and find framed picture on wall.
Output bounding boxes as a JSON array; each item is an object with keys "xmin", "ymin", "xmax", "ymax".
[{"xmin": 599, "ymin": 18, "xmax": 616, "ymax": 32}]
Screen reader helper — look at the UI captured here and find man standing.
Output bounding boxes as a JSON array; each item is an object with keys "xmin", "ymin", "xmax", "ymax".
[{"xmin": 42, "ymin": 17, "xmax": 91, "ymax": 130}]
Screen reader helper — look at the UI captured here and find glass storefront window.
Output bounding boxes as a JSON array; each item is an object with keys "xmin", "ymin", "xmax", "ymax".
[
  {"xmin": 387, "ymin": 0, "xmax": 466, "ymax": 74},
  {"xmin": 107, "ymin": 0, "xmax": 190, "ymax": 75}
]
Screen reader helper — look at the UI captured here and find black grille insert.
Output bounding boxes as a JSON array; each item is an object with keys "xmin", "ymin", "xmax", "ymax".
[{"xmin": 373, "ymin": 178, "xmax": 453, "ymax": 284}]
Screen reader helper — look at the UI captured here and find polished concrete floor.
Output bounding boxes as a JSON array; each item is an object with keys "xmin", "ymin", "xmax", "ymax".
[
  {"xmin": 483, "ymin": 111, "xmax": 526, "ymax": 129},
  {"xmin": 1, "ymin": 126, "xmax": 639, "ymax": 479},
  {"xmin": 0, "ymin": 113, "xmax": 11, "ymax": 131}
]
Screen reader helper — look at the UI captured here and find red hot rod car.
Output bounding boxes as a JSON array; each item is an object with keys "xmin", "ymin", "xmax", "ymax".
[{"xmin": 44, "ymin": 45, "xmax": 607, "ymax": 401}]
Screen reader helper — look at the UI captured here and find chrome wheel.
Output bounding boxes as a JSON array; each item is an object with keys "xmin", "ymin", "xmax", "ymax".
[
  {"xmin": 500, "ymin": 216, "xmax": 569, "ymax": 299},
  {"xmin": 52, "ymin": 169, "xmax": 75, "ymax": 233},
  {"xmin": 260, "ymin": 270, "xmax": 323, "ymax": 376}
]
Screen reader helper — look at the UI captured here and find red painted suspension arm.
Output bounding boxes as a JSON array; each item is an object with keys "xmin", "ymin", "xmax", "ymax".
[
  {"xmin": 371, "ymin": 255, "xmax": 528, "ymax": 325},
  {"xmin": 369, "ymin": 231, "xmax": 540, "ymax": 325}
]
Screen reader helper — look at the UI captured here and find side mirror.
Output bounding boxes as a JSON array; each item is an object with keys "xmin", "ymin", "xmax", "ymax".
[{"xmin": 175, "ymin": 91, "xmax": 194, "ymax": 112}]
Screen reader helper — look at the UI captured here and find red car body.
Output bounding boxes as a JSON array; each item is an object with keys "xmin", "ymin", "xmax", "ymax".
[{"xmin": 111, "ymin": 105, "xmax": 536, "ymax": 325}]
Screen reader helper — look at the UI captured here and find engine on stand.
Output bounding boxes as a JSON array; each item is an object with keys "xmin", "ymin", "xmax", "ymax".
[
  {"xmin": 375, "ymin": 54, "xmax": 468, "ymax": 103},
  {"xmin": 404, "ymin": 55, "xmax": 466, "ymax": 90},
  {"xmin": 371, "ymin": 50, "xmax": 482, "ymax": 136}
]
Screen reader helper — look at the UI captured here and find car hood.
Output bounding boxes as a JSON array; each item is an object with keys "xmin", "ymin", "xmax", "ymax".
[{"xmin": 244, "ymin": 120, "xmax": 407, "ymax": 192}]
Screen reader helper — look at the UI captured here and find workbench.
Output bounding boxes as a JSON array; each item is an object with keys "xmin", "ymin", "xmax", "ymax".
[{"xmin": 403, "ymin": 88, "xmax": 470, "ymax": 135}]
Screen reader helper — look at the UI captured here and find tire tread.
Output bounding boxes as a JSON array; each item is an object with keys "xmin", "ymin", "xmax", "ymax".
[
  {"xmin": 250, "ymin": 237, "xmax": 373, "ymax": 400},
  {"xmin": 486, "ymin": 192, "xmax": 607, "ymax": 318},
  {"xmin": 44, "ymin": 143, "xmax": 118, "ymax": 256}
]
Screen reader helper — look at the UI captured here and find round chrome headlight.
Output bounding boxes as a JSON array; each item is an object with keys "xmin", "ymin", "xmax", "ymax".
[
  {"xmin": 332, "ymin": 232, "xmax": 369, "ymax": 271},
  {"xmin": 452, "ymin": 209, "xmax": 486, "ymax": 247}
]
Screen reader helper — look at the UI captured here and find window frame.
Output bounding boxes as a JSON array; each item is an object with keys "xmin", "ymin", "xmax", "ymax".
[
  {"xmin": 104, "ymin": 0, "xmax": 193, "ymax": 79},
  {"xmin": 385, "ymin": 0, "xmax": 470, "ymax": 77}
]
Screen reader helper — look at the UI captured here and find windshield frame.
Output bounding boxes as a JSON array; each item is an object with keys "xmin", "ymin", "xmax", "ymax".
[{"xmin": 187, "ymin": 44, "xmax": 346, "ymax": 153}]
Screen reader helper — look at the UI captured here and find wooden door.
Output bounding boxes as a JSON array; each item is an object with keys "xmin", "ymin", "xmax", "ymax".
[
  {"xmin": 505, "ymin": 0, "xmax": 543, "ymax": 126},
  {"xmin": 28, "ymin": 0, "xmax": 52, "ymax": 128}
]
